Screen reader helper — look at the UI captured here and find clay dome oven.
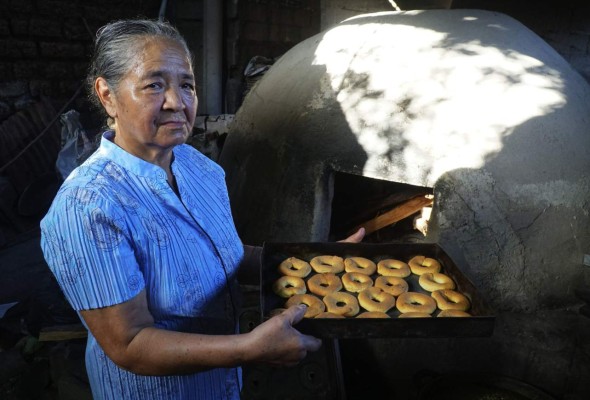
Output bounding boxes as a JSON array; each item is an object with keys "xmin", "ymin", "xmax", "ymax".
[{"xmin": 219, "ymin": 9, "xmax": 590, "ymax": 314}]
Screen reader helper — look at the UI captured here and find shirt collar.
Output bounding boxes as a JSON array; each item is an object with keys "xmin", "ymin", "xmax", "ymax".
[{"xmin": 96, "ymin": 130, "xmax": 171, "ymax": 180}]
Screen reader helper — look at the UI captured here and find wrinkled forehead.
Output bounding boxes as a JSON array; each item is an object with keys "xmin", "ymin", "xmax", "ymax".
[{"xmin": 126, "ymin": 36, "xmax": 194, "ymax": 76}]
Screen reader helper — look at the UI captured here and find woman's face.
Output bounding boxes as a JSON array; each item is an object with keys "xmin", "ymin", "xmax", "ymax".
[{"xmin": 99, "ymin": 38, "xmax": 198, "ymax": 161}]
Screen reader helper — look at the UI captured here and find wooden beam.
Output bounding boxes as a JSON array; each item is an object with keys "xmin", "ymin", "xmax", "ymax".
[
  {"xmin": 38, "ymin": 324, "xmax": 88, "ymax": 342},
  {"xmin": 354, "ymin": 195, "xmax": 433, "ymax": 235}
]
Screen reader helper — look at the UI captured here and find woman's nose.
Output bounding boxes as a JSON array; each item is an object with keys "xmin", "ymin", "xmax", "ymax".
[{"xmin": 163, "ymin": 88, "xmax": 185, "ymax": 111}]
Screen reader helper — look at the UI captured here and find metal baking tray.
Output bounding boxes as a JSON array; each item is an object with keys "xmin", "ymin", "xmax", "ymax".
[{"xmin": 260, "ymin": 241, "xmax": 495, "ymax": 339}]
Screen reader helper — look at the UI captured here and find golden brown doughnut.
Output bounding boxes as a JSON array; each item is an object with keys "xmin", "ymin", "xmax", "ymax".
[
  {"xmin": 356, "ymin": 311, "xmax": 390, "ymax": 318},
  {"xmin": 374, "ymin": 276, "xmax": 409, "ymax": 297},
  {"xmin": 341, "ymin": 272, "xmax": 373, "ymax": 293},
  {"xmin": 431, "ymin": 289, "xmax": 470, "ymax": 311},
  {"xmin": 408, "ymin": 255, "xmax": 441, "ymax": 276},
  {"xmin": 358, "ymin": 287, "xmax": 396, "ymax": 313},
  {"xmin": 396, "ymin": 292, "xmax": 437, "ymax": 314},
  {"xmin": 278, "ymin": 257, "xmax": 312, "ymax": 278},
  {"xmin": 377, "ymin": 259, "xmax": 411, "ymax": 278},
  {"xmin": 398, "ymin": 312, "xmax": 432, "ymax": 318},
  {"xmin": 344, "ymin": 257, "xmax": 377, "ymax": 275},
  {"xmin": 307, "ymin": 273, "xmax": 342, "ymax": 297},
  {"xmin": 437, "ymin": 309, "xmax": 471, "ymax": 317},
  {"xmin": 272, "ymin": 276, "xmax": 306, "ymax": 298},
  {"xmin": 314, "ymin": 311, "xmax": 345, "ymax": 319},
  {"xmin": 418, "ymin": 272, "xmax": 456, "ymax": 292},
  {"xmin": 323, "ymin": 292, "xmax": 360, "ymax": 317},
  {"xmin": 285, "ymin": 294, "xmax": 325, "ymax": 318},
  {"xmin": 310, "ymin": 255, "xmax": 345, "ymax": 274}
]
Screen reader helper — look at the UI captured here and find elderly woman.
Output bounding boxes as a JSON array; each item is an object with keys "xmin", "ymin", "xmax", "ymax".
[{"xmin": 40, "ymin": 18, "xmax": 364, "ymax": 400}]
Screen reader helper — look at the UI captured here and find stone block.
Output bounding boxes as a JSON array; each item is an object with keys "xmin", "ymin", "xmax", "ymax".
[
  {"xmin": 0, "ymin": 81, "xmax": 28, "ymax": 97},
  {"xmin": 245, "ymin": 3, "xmax": 268, "ymax": 23},
  {"xmin": 72, "ymin": 62, "xmax": 89, "ymax": 77},
  {"xmin": 37, "ymin": 0, "xmax": 82, "ymax": 18},
  {"xmin": 177, "ymin": 0, "xmax": 204, "ymax": 20},
  {"xmin": 270, "ymin": 5, "xmax": 294, "ymax": 26},
  {"xmin": 43, "ymin": 63, "xmax": 72, "ymax": 79},
  {"xmin": 29, "ymin": 80, "xmax": 52, "ymax": 97},
  {"xmin": 242, "ymin": 21, "xmax": 270, "ymax": 42},
  {"xmin": 0, "ymin": 19, "xmax": 10, "ymax": 36},
  {"xmin": 0, "ymin": 62, "xmax": 14, "ymax": 79},
  {"xmin": 0, "ymin": 101, "xmax": 11, "ymax": 121},
  {"xmin": 12, "ymin": 61, "xmax": 41, "ymax": 79},
  {"xmin": 7, "ymin": 0, "xmax": 33, "ymax": 13},
  {"xmin": 0, "ymin": 39, "xmax": 37, "ymax": 58},
  {"xmin": 39, "ymin": 41, "xmax": 85, "ymax": 58},
  {"xmin": 59, "ymin": 80, "xmax": 83, "ymax": 95},
  {"xmin": 269, "ymin": 24, "xmax": 301, "ymax": 43},
  {"xmin": 63, "ymin": 18, "xmax": 92, "ymax": 41},
  {"xmin": 29, "ymin": 18, "xmax": 62, "ymax": 38},
  {"xmin": 9, "ymin": 17, "xmax": 29, "ymax": 36}
]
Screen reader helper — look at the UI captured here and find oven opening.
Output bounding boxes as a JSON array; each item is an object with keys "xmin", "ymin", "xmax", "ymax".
[{"xmin": 328, "ymin": 171, "xmax": 434, "ymax": 243}]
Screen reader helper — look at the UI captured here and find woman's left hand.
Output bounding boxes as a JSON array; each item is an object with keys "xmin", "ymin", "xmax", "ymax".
[{"xmin": 338, "ymin": 227, "xmax": 365, "ymax": 243}]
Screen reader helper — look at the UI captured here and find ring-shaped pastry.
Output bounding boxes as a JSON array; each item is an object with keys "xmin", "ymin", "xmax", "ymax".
[
  {"xmin": 285, "ymin": 294, "xmax": 325, "ymax": 318},
  {"xmin": 278, "ymin": 257, "xmax": 312, "ymax": 278},
  {"xmin": 323, "ymin": 292, "xmax": 360, "ymax": 317},
  {"xmin": 418, "ymin": 272, "xmax": 456, "ymax": 292},
  {"xmin": 344, "ymin": 257, "xmax": 376, "ymax": 275},
  {"xmin": 314, "ymin": 311, "xmax": 345, "ymax": 319},
  {"xmin": 408, "ymin": 255, "xmax": 442, "ymax": 275},
  {"xmin": 437, "ymin": 309, "xmax": 471, "ymax": 317},
  {"xmin": 272, "ymin": 276, "xmax": 306, "ymax": 298},
  {"xmin": 307, "ymin": 273, "xmax": 342, "ymax": 297},
  {"xmin": 356, "ymin": 311, "xmax": 390, "ymax": 318},
  {"xmin": 341, "ymin": 272, "xmax": 373, "ymax": 293},
  {"xmin": 310, "ymin": 255, "xmax": 345, "ymax": 274},
  {"xmin": 396, "ymin": 292, "xmax": 437, "ymax": 314},
  {"xmin": 374, "ymin": 276, "xmax": 409, "ymax": 297},
  {"xmin": 358, "ymin": 287, "xmax": 396, "ymax": 313},
  {"xmin": 431, "ymin": 289, "xmax": 470, "ymax": 311},
  {"xmin": 377, "ymin": 259, "xmax": 411, "ymax": 278},
  {"xmin": 398, "ymin": 312, "xmax": 432, "ymax": 318}
]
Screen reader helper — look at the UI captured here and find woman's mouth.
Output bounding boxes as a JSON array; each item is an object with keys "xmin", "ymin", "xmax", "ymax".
[{"xmin": 160, "ymin": 120, "xmax": 187, "ymax": 128}]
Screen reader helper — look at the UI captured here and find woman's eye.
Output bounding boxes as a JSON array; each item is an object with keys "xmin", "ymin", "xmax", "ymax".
[
  {"xmin": 182, "ymin": 83, "xmax": 195, "ymax": 91},
  {"xmin": 146, "ymin": 82, "xmax": 162, "ymax": 89}
]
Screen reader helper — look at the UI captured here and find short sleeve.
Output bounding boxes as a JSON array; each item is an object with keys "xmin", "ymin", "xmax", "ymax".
[{"xmin": 40, "ymin": 186, "xmax": 145, "ymax": 311}]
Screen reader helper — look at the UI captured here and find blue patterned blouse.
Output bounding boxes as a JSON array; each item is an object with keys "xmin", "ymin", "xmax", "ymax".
[{"xmin": 40, "ymin": 131, "xmax": 245, "ymax": 400}]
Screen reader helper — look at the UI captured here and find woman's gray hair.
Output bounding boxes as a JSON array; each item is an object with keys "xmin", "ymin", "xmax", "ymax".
[{"xmin": 86, "ymin": 18, "xmax": 193, "ymax": 117}]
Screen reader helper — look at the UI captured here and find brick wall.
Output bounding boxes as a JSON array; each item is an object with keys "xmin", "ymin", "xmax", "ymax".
[
  {"xmin": 231, "ymin": 0, "xmax": 320, "ymax": 77},
  {"xmin": 1, "ymin": 0, "xmax": 587, "ymax": 123},
  {"xmin": 0, "ymin": 0, "xmax": 162, "ymax": 124}
]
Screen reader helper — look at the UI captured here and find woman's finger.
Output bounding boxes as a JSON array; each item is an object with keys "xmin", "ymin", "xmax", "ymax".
[
  {"xmin": 338, "ymin": 227, "xmax": 365, "ymax": 243},
  {"xmin": 283, "ymin": 304, "xmax": 308, "ymax": 325}
]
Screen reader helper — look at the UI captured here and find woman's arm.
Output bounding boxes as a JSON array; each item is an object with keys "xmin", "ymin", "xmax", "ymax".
[{"xmin": 81, "ymin": 289, "xmax": 320, "ymax": 375}]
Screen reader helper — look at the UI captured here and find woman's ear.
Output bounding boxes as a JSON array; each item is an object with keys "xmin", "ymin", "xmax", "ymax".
[{"xmin": 95, "ymin": 77, "xmax": 117, "ymax": 118}]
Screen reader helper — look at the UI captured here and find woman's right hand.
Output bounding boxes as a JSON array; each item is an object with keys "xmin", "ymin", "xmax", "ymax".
[{"xmin": 246, "ymin": 304, "xmax": 322, "ymax": 367}]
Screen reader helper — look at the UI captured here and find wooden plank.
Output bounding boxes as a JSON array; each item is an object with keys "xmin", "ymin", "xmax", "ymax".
[
  {"xmin": 38, "ymin": 324, "xmax": 88, "ymax": 342},
  {"xmin": 354, "ymin": 195, "xmax": 433, "ymax": 235}
]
